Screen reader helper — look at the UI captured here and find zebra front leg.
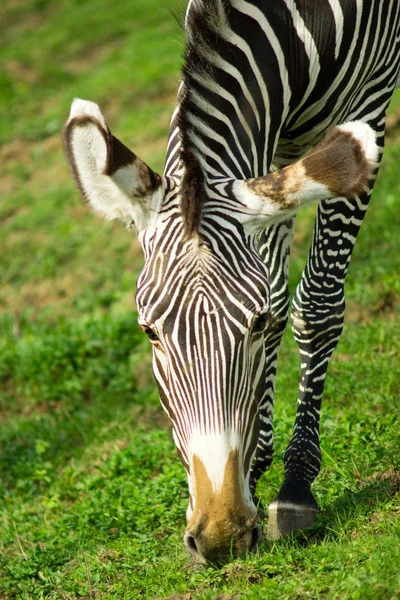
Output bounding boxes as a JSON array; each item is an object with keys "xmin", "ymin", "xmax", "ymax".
[
  {"xmin": 250, "ymin": 218, "xmax": 295, "ymax": 514},
  {"xmin": 248, "ymin": 122, "xmax": 379, "ymax": 520},
  {"xmin": 232, "ymin": 120, "xmax": 380, "ymax": 531},
  {"xmin": 268, "ymin": 184, "xmax": 377, "ymax": 538}
]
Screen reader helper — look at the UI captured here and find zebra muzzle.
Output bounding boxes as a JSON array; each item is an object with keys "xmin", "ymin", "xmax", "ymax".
[{"xmin": 184, "ymin": 521, "xmax": 263, "ymax": 565}]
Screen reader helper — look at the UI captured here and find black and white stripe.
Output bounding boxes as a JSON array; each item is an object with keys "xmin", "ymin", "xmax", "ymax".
[{"xmin": 146, "ymin": 0, "xmax": 400, "ymax": 510}]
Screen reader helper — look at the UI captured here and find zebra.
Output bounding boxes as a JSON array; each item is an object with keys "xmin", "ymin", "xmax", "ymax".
[{"xmin": 63, "ymin": 0, "xmax": 400, "ymax": 565}]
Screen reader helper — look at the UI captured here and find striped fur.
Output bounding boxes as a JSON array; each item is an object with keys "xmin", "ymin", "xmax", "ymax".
[{"xmin": 64, "ymin": 0, "xmax": 400, "ymax": 563}]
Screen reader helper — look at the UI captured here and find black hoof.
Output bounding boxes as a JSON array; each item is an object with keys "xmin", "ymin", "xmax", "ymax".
[{"xmin": 267, "ymin": 481, "xmax": 319, "ymax": 539}]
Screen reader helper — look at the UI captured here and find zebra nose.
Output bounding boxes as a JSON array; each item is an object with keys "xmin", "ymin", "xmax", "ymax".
[{"xmin": 183, "ymin": 523, "xmax": 263, "ymax": 565}]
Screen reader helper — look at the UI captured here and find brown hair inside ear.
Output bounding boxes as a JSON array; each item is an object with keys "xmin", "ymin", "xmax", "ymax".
[
  {"xmin": 302, "ymin": 128, "xmax": 370, "ymax": 198},
  {"xmin": 105, "ymin": 134, "xmax": 137, "ymax": 176},
  {"xmin": 106, "ymin": 134, "xmax": 162, "ymax": 197}
]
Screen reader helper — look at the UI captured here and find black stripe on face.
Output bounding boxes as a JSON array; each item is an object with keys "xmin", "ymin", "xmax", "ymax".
[
  {"xmin": 136, "ymin": 210, "xmax": 271, "ymax": 475},
  {"xmin": 146, "ymin": 281, "xmax": 268, "ymax": 470}
]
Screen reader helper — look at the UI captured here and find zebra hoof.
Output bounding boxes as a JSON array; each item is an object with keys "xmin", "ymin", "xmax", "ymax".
[
  {"xmin": 267, "ymin": 501, "xmax": 319, "ymax": 539},
  {"xmin": 267, "ymin": 480, "xmax": 319, "ymax": 539}
]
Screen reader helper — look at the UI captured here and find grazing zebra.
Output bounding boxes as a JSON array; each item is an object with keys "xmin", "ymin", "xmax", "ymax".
[{"xmin": 64, "ymin": 0, "xmax": 400, "ymax": 565}]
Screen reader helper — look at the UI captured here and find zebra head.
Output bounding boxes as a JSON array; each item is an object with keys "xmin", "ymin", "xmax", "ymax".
[{"xmin": 64, "ymin": 99, "xmax": 377, "ymax": 564}]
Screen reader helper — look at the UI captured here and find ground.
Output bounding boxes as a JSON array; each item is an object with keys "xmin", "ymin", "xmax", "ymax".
[{"xmin": 0, "ymin": 1, "xmax": 399, "ymax": 599}]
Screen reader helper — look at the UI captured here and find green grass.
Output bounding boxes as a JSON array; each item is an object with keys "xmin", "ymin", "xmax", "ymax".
[{"xmin": 1, "ymin": 1, "xmax": 399, "ymax": 598}]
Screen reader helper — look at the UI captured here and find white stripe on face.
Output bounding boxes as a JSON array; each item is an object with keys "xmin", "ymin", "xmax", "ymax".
[{"xmin": 189, "ymin": 429, "xmax": 241, "ymax": 494}]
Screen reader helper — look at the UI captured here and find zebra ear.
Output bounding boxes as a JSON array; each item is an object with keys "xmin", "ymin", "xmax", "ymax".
[
  {"xmin": 63, "ymin": 99, "xmax": 164, "ymax": 232},
  {"xmin": 233, "ymin": 121, "xmax": 379, "ymax": 234}
]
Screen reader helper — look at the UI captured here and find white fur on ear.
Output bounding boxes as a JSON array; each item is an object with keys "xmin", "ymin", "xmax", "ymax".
[
  {"xmin": 69, "ymin": 98, "xmax": 108, "ymax": 129},
  {"xmin": 64, "ymin": 99, "xmax": 164, "ymax": 232}
]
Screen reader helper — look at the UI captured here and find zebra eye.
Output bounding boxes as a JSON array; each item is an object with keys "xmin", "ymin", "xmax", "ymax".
[
  {"xmin": 143, "ymin": 327, "xmax": 159, "ymax": 343},
  {"xmin": 253, "ymin": 314, "xmax": 268, "ymax": 333}
]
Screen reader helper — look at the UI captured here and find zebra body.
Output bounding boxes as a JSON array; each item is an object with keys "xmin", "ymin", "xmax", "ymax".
[{"xmin": 64, "ymin": 0, "xmax": 400, "ymax": 564}]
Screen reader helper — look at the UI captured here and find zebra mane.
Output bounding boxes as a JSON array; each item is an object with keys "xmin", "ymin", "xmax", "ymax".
[{"xmin": 178, "ymin": 0, "xmax": 231, "ymax": 237}]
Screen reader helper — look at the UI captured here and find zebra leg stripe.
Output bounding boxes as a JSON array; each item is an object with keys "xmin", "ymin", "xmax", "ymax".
[{"xmin": 250, "ymin": 218, "xmax": 295, "ymax": 506}]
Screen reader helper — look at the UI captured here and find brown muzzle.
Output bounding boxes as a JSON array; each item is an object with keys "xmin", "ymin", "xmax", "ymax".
[{"xmin": 184, "ymin": 451, "xmax": 262, "ymax": 564}]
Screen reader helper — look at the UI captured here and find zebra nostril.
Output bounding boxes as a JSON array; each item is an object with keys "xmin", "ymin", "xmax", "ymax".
[
  {"xmin": 186, "ymin": 534, "xmax": 197, "ymax": 552},
  {"xmin": 250, "ymin": 523, "xmax": 263, "ymax": 553},
  {"xmin": 183, "ymin": 532, "xmax": 203, "ymax": 560}
]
